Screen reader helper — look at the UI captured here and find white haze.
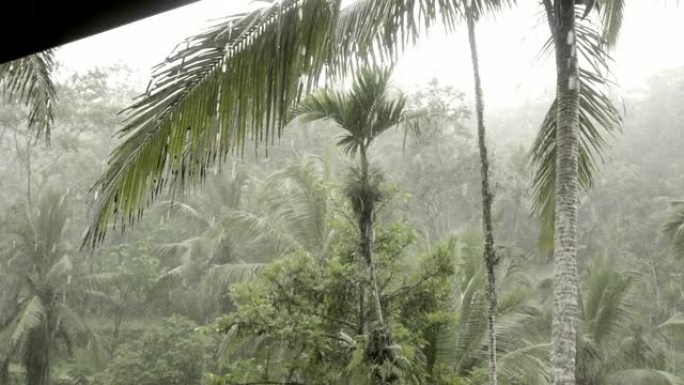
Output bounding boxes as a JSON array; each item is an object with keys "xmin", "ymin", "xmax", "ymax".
[{"xmin": 56, "ymin": 0, "xmax": 684, "ymax": 108}]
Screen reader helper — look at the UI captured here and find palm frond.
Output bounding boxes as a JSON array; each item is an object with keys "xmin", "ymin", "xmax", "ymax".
[
  {"xmin": 154, "ymin": 263, "xmax": 192, "ymax": 290},
  {"xmin": 262, "ymin": 155, "xmax": 331, "ymax": 254},
  {"xmin": 200, "ymin": 262, "xmax": 267, "ymax": 298},
  {"xmin": 11, "ymin": 296, "xmax": 45, "ymax": 347},
  {"xmin": 83, "ymin": 0, "xmax": 515, "ymax": 248},
  {"xmin": 528, "ymin": 13, "xmax": 622, "ymax": 253},
  {"xmin": 153, "ymin": 200, "xmax": 212, "ymax": 228},
  {"xmin": 45, "ymin": 254, "xmax": 74, "ymax": 287},
  {"xmin": 655, "ymin": 312, "xmax": 684, "ymax": 334},
  {"xmin": 294, "ymin": 65, "xmax": 408, "ymax": 156},
  {"xmin": 605, "ymin": 369, "xmax": 684, "ymax": 385},
  {"xmin": 74, "ymin": 272, "xmax": 121, "ymax": 290},
  {"xmin": 597, "ymin": 0, "xmax": 625, "ymax": 49},
  {"xmin": 55, "ymin": 304, "xmax": 105, "ymax": 359},
  {"xmin": 581, "ymin": 257, "xmax": 635, "ymax": 349},
  {"xmin": 662, "ymin": 200, "xmax": 684, "ymax": 258},
  {"xmin": 0, "ymin": 50, "xmax": 56, "ymax": 143},
  {"xmin": 497, "ymin": 343, "xmax": 551, "ymax": 385},
  {"xmin": 220, "ymin": 209, "xmax": 300, "ymax": 254}
]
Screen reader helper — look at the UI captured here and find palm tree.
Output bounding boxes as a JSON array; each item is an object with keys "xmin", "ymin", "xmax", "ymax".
[
  {"xmin": 78, "ymin": 2, "xmax": 626, "ymax": 383},
  {"xmin": 464, "ymin": 2, "xmax": 500, "ymax": 383},
  {"xmin": 401, "ymin": 228, "xmax": 550, "ymax": 385},
  {"xmin": 528, "ymin": 3, "xmax": 626, "ymax": 384},
  {"xmin": 293, "ymin": 65, "xmax": 408, "ymax": 384},
  {"xmin": 154, "ymin": 155, "xmax": 336, "ymax": 321},
  {"xmin": 488, "ymin": 253, "xmax": 684, "ymax": 385},
  {"xmin": 536, "ymin": 256, "xmax": 684, "ymax": 385},
  {"xmin": 0, "ymin": 50, "xmax": 56, "ymax": 144},
  {"xmin": 0, "ymin": 191, "xmax": 99, "ymax": 385}
]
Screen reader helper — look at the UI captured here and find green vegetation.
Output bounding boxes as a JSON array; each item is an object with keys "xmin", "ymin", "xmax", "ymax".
[{"xmin": 1, "ymin": 2, "xmax": 683, "ymax": 385}]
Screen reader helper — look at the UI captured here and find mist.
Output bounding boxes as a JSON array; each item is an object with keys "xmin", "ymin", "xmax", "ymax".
[{"xmin": 2, "ymin": 2, "xmax": 684, "ymax": 385}]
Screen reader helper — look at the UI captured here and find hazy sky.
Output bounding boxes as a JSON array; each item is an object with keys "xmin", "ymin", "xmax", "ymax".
[{"xmin": 56, "ymin": 0, "xmax": 684, "ymax": 108}]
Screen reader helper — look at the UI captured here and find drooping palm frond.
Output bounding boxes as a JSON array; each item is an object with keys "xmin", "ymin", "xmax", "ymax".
[
  {"xmin": 605, "ymin": 369, "xmax": 684, "ymax": 385},
  {"xmin": 581, "ymin": 257, "xmax": 635, "ymax": 350},
  {"xmin": 220, "ymin": 208, "xmax": 301, "ymax": 253},
  {"xmin": 199, "ymin": 262, "xmax": 267, "ymax": 301},
  {"xmin": 84, "ymin": 0, "xmax": 515, "ymax": 248},
  {"xmin": 655, "ymin": 312, "xmax": 684, "ymax": 334},
  {"xmin": 528, "ymin": 10, "xmax": 623, "ymax": 253},
  {"xmin": 45, "ymin": 255, "xmax": 74, "ymax": 287},
  {"xmin": 0, "ymin": 50, "xmax": 56, "ymax": 143},
  {"xmin": 662, "ymin": 200, "xmax": 684, "ymax": 258},
  {"xmin": 55, "ymin": 303, "xmax": 105, "ymax": 360},
  {"xmin": 596, "ymin": 0, "xmax": 625, "ymax": 49},
  {"xmin": 153, "ymin": 200, "xmax": 212, "ymax": 228},
  {"xmin": 10, "ymin": 296, "xmax": 45, "ymax": 347},
  {"xmin": 496, "ymin": 343, "xmax": 550, "ymax": 385},
  {"xmin": 261, "ymin": 154, "xmax": 333, "ymax": 255}
]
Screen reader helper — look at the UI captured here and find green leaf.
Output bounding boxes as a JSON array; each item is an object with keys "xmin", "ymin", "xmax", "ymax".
[
  {"xmin": 528, "ymin": 14, "xmax": 623, "ymax": 254},
  {"xmin": 11, "ymin": 296, "xmax": 45, "ymax": 347},
  {"xmin": 0, "ymin": 50, "xmax": 56, "ymax": 144},
  {"xmin": 83, "ymin": 0, "xmax": 513, "ymax": 248}
]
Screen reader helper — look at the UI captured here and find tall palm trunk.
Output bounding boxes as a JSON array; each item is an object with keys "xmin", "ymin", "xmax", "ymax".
[
  {"xmin": 357, "ymin": 145, "xmax": 395, "ymax": 385},
  {"xmin": 545, "ymin": 1, "xmax": 581, "ymax": 384},
  {"xmin": 466, "ymin": 10, "xmax": 498, "ymax": 385},
  {"xmin": 359, "ymin": 145, "xmax": 385, "ymax": 325}
]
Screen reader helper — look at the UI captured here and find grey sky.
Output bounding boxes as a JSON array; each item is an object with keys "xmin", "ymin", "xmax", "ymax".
[{"xmin": 56, "ymin": 0, "xmax": 684, "ymax": 107}]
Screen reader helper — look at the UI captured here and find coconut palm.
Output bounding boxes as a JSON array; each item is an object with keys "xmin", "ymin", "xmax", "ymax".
[
  {"xmin": 0, "ymin": 50, "xmax": 56, "ymax": 144},
  {"xmin": 154, "ymin": 154, "xmax": 336, "ymax": 321},
  {"xmin": 528, "ymin": 2, "xmax": 626, "ymax": 384},
  {"xmin": 293, "ymin": 65, "xmax": 408, "ymax": 384},
  {"xmin": 491, "ymin": 254, "xmax": 684, "ymax": 385},
  {"xmin": 579, "ymin": 257, "xmax": 683, "ymax": 385},
  {"xmin": 0, "ymin": 191, "xmax": 100, "ymax": 385}
]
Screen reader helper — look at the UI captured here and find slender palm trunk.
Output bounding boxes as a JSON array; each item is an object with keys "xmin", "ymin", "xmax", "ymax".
[
  {"xmin": 358, "ymin": 283, "xmax": 365, "ymax": 335},
  {"xmin": 110, "ymin": 306, "xmax": 125, "ymax": 359},
  {"xmin": 356, "ymin": 146, "xmax": 369, "ymax": 335},
  {"xmin": 359, "ymin": 145, "xmax": 385, "ymax": 325},
  {"xmin": 545, "ymin": 1, "xmax": 581, "ymax": 385},
  {"xmin": 26, "ymin": 135, "xmax": 32, "ymax": 207},
  {"xmin": 466, "ymin": 10, "xmax": 498, "ymax": 385},
  {"xmin": 357, "ymin": 145, "xmax": 396, "ymax": 385}
]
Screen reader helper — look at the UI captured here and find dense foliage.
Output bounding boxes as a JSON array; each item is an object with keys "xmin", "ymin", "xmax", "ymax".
[{"xmin": 2, "ymin": 62, "xmax": 684, "ymax": 385}]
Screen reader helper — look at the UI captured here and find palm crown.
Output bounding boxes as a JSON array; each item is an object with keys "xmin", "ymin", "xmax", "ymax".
[{"xmin": 294, "ymin": 66, "xmax": 407, "ymax": 157}]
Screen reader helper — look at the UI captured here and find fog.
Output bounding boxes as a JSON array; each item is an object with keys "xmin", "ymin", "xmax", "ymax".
[
  {"xmin": 56, "ymin": 0, "xmax": 684, "ymax": 106},
  {"xmin": 2, "ymin": 2, "xmax": 684, "ymax": 385}
]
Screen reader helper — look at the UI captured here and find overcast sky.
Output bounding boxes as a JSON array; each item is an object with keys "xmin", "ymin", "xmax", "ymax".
[{"xmin": 55, "ymin": 0, "xmax": 684, "ymax": 108}]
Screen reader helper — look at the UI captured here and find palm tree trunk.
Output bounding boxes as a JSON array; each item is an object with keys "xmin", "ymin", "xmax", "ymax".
[
  {"xmin": 0, "ymin": 356, "xmax": 9, "ymax": 385},
  {"xmin": 544, "ymin": 1, "xmax": 581, "ymax": 385},
  {"xmin": 25, "ymin": 322, "xmax": 51, "ymax": 385},
  {"xmin": 110, "ymin": 306, "xmax": 126, "ymax": 359},
  {"xmin": 26, "ymin": 135, "xmax": 32, "ymax": 207},
  {"xmin": 466, "ymin": 10, "xmax": 498, "ymax": 385},
  {"xmin": 359, "ymin": 145, "xmax": 385, "ymax": 325},
  {"xmin": 357, "ymin": 145, "xmax": 396, "ymax": 385}
]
